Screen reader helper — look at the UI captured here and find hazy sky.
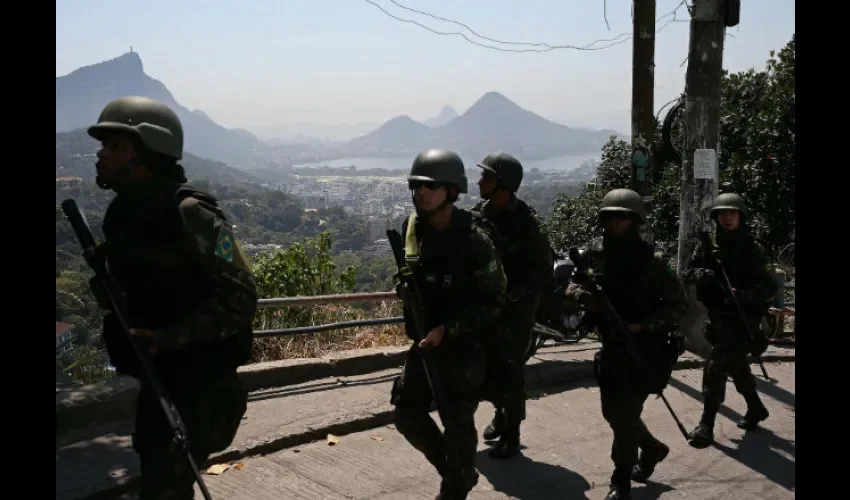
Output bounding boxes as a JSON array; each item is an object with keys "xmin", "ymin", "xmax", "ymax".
[{"xmin": 56, "ymin": 0, "xmax": 795, "ymax": 136}]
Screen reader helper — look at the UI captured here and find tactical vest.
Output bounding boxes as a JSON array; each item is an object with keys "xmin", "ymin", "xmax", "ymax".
[
  {"xmin": 697, "ymin": 231, "xmax": 766, "ymax": 317},
  {"xmin": 586, "ymin": 237, "xmax": 659, "ymax": 326},
  {"xmin": 102, "ymin": 183, "xmax": 253, "ymax": 384},
  {"xmin": 403, "ymin": 209, "xmax": 490, "ymax": 334}
]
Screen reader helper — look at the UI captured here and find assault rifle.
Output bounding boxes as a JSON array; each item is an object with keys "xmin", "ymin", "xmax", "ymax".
[
  {"xmin": 61, "ymin": 199, "xmax": 213, "ymax": 500},
  {"xmin": 569, "ymin": 247, "xmax": 689, "ymax": 441}
]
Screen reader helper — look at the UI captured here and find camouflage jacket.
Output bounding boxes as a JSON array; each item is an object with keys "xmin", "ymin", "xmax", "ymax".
[
  {"xmin": 471, "ymin": 196, "xmax": 553, "ymax": 301},
  {"xmin": 399, "ymin": 207, "xmax": 507, "ymax": 340},
  {"xmin": 682, "ymin": 229, "xmax": 777, "ymax": 319},
  {"xmin": 565, "ymin": 236, "xmax": 688, "ymax": 340},
  {"xmin": 101, "ymin": 178, "xmax": 257, "ymax": 358}
]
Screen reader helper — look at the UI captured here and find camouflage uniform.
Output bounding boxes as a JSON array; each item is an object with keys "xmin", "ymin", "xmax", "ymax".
[
  {"xmin": 566, "ymin": 189, "xmax": 687, "ymax": 500},
  {"xmin": 681, "ymin": 193, "xmax": 776, "ymax": 447},
  {"xmin": 89, "ymin": 97, "xmax": 258, "ymax": 500},
  {"xmin": 471, "ymin": 194, "xmax": 552, "ymax": 458},
  {"xmin": 393, "ymin": 149, "xmax": 508, "ymax": 500}
]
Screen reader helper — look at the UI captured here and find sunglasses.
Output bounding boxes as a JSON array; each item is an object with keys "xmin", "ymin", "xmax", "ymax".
[
  {"xmin": 408, "ymin": 180, "xmax": 443, "ymax": 191},
  {"xmin": 600, "ymin": 212, "xmax": 634, "ymax": 221}
]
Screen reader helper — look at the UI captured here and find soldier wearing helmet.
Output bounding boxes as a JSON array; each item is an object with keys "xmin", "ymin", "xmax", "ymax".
[
  {"xmin": 392, "ymin": 149, "xmax": 507, "ymax": 499},
  {"xmin": 681, "ymin": 193, "xmax": 776, "ymax": 448},
  {"xmin": 565, "ymin": 189, "xmax": 687, "ymax": 500},
  {"xmin": 472, "ymin": 152, "xmax": 554, "ymax": 459},
  {"xmin": 87, "ymin": 96, "xmax": 257, "ymax": 499}
]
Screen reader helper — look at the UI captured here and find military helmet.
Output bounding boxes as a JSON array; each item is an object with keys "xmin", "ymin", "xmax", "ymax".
[
  {"xmin": 408, "ymin": 149, "xmax": 468, "ymax": 193},
  {"xmin": 477, "ymin": 152, "xmax": 523, "ymax": 192},
  {"xmin": 710, "ymin": 193, "xmax": 748, "ymax": 218},
  {"xmin": 599, "ymin": 188, "xmax": 646, "ymax": 223},
  {"xmin": 88, "ymin": 96, "xmax": 184, "ymax": 159}
]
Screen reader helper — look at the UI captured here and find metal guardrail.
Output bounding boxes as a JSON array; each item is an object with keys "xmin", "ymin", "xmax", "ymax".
[
  {"xmin": 255, "ymin": 282, "xmax": 797, "ymax": 337},
  {"xmin": 255, "ymin": 291, "xmax": 402, "ymax": 336}
]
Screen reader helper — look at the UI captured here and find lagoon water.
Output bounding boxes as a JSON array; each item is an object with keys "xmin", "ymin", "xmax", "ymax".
[{"xmin": 294, "ymin": 154, "xmax": 599, "ymax": 173}]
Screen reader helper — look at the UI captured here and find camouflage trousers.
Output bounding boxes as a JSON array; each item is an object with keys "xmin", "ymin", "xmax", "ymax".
[
  {"xmin": 391, "ymin": 347, "xmax": 481, "ymax": 491},
  {"xmin": 599, "ymin": 378, "xmax": 665, "ymax": 492},
  {"xmin": 489, "ymin": 295, "xmax": 540, "ymax": 433},
  {"xmin": 133, "ymin": 370, "xmax": 247, "ymax": 500},
  {"xmin": 700, "ymin": 344, "xmax": 763, "ymax": 427}
]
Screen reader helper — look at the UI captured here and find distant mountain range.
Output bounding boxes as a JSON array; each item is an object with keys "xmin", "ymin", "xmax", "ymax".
[
  {"xmin": 56, "ymin": 51, "xmax": 624, "ymax": 169},
  {"xmin": 342, "ymin": 92, "xmax": 622, "ymax": 160},
  {"xmin": 56, "ymin": 51, "xmax": 264, "ymax": 165}
]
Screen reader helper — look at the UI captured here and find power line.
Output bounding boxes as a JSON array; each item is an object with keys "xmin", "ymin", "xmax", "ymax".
[{"xmin": 363, "ymin": 0, "xmax": 690, "ymax": 53}]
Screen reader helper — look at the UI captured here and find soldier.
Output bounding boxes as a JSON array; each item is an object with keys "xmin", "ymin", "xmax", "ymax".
[
  {"xmin": 565, "ymin": 189, "xmax": 688, "ymax": 500},
  {"xmin": 392, "ymin": 149, "xmax": 508, "ymax": 500},
  {"xmin": 471, "ymin": 152, "xmax": 553, "ymax": 459},
  {"xmin": 87, "ymin": 96, "xmax": 258, "ymax": 499},
  {"xmin": 682, "ymin": 193, "xmax": 775, "ymax": 448}
]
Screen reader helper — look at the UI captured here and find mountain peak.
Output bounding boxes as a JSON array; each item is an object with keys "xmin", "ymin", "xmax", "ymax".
[{"xmin": 423, "ymin": 105, "xmax": 459, "ymax": 127}]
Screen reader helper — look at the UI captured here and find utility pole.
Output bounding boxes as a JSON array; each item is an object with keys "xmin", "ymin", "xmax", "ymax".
[
  {"xmin": 630, "ymin": 0, "xmax": 656, "ymax": 241},
  {"xmin": 676, "ymin": 0, "xmax": 738, "ymax": 354}
]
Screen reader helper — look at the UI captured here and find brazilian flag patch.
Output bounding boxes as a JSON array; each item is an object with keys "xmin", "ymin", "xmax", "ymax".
[{"xmin": 215, "ymin": 229, "xmax": 235, "ymax": 262}]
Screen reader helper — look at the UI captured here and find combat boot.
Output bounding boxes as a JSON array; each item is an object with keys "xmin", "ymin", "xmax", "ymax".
[
  {"xmin": 604, "ymin": 485, "xmax": 631, "ymax": 500},
  {"xmin": 435, "ymin": 469, "xmax": 476, "ymax": 500},
  {"xmin": 482, "ymin": 409, "xmax": 505, "ymax": 440},
  {"xmin": 687, "ymin": 423, "xmax": 714, "ymax": 448},
  {"xmin": 631, "ymin": 441, "xmax": 669, "ymax": 482},
  {"xmin": 737, "ymin": 403, "xmax": 769, "ymax": 430},
  {"xmin": 488, "ymin": 429, "xmax": 520, "ymax": 459}
]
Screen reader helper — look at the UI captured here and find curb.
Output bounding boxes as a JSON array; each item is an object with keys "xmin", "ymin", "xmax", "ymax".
[{"xmin": 56, "ymin": 346, "xmax": 409, "ymax": 447}]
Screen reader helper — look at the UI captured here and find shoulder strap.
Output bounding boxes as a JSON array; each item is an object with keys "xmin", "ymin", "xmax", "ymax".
[{"xmin": 403, "ymin": 213, "xmax": 420, "ymax": 270}]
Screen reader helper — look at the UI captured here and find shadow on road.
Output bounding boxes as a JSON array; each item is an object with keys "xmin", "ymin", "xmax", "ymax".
[
  {"xmin": 475, "ymin": 450, "xmax": 592, "ymax": 499},
  {"xmin": 714, "ymin": 428, "xmax": 795, "ymax": 491},
  {"xmin": 630, "ymin": 481, "xmax": 676, "ymax": 499},
  {"xmin": 248, "ymin": 372, "xmax": 399, "ymax": 402},
  {"xmin": 666, "ymin": 375, "xmax": 795, "ymax": 492},
  {"xmin": 56, "ymin": 433, "xmax": 140, "ymax": 500}
]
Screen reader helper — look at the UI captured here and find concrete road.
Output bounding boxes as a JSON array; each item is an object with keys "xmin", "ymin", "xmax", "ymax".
[{"xmin": 191, "ymin": 362, "xmax": 795, "ymax": 499}]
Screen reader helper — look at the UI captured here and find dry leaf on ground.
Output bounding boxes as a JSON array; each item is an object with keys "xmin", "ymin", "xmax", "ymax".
[{"xmin": 206, "ymin": 464, "xmax": 230, "ymax": 475}]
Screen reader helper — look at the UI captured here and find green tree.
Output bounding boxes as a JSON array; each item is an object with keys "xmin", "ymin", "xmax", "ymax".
[
  {"xmin": 718, "ymin": 35, "xmax": 795, "ymax": 252},
  {"xmin": 548, "ymin": 136, "xmax": 632, "ymax": 252}
]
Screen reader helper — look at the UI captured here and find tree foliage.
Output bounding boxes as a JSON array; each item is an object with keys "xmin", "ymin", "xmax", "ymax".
[
  {"xmin": 547, "ymin": 35, "xmax": 795, "ymax": 257},
  {"xmin": 548, "ymin": 136, "xmax": 632, "ymax": 252},
  {"xmin": 718, "ymin": 35, "xmax": 795, "ymax": 252}
]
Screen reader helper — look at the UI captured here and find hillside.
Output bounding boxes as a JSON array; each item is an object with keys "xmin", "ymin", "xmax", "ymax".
[
  {"xmin": 56, "ymin": 128, "xmax": 266, "ymax": 186},
  {"xmin": 344, "ymin": 92, "xmax": 621, "ymax": 160},
  {"xmin": 56, "ymin": 51, "xmax": 265, "ymax": 165}
]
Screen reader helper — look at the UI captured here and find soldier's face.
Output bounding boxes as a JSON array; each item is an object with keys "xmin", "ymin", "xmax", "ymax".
[
  {"xmin": 716, "ymin": 210, "xmax": 740, "ymax": 231},
  {"xmin": 602, "ymin": 213, "xmax": 633, "ymax": 235},
  {"xmin": 95, "ymin": 134, "xmax": 152, "ymax": 189},
  {"xmin": 478, "ymin": 171, "xmax": 497, "ymax": 199},
  {"xmin": 410, "ymin": 181, "xmax": 447, "ymax": 211}
]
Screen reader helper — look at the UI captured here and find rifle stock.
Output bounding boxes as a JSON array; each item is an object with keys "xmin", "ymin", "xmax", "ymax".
[{"xmin": 61, "ymin": 199, "xmax": 214, "ymax": 500}]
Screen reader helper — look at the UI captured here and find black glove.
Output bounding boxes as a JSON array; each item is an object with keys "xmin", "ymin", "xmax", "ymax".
[{"xmin": 395, "ymin": 282, "xmax": 409, "ymax": 303}]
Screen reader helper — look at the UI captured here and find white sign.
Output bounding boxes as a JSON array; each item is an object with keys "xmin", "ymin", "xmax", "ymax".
[{"xmin": 694, "ymin": 149, "xmax": 716, "ymax": 180}]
